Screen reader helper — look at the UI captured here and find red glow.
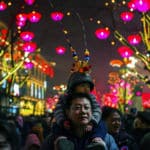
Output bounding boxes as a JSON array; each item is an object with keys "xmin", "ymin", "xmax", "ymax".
[
  {"xmin": 120, "ymin": 11, "xmax": 134, "ymax": 22},
  {"xmin": 16, "ymin": 13, "xmax": 27, "ymax": 22},
  {"xmin": 134, "ymin": 0, "xmax": 150, "ymax": 12},
  {"xmin": 0, "ymin": 1, "xmax": 7, "ymax": 11},
  {"xmin": 24, "ymin": 61, "xmax": 34, "ymax": 69},
  {"xmin": 20, "ymin": 31, "xmax": 34, "ymax": 41},
  {"xmin": 95, "ymin": 28, "xmax": 110, "ymax": 40},
  {"xmin": 50, "ymin": 11, "xmax": 64, "ymax": 21},
  {"xmin": 127, "ymin": 34, "xmax": 141, "ymax": 45},
  {"xmin": 55, "ymin": 46, "xmax": 66, "ymax": 55},
  {"xmin": 24, "ymin": 0, "xmax": 35, "ymax": 5},
  {"xmin": 28, "ymin": 11, "xmax": 42, "ymax": 23},
  {"xmin": 142, "ymin": 93, "xmax": 150, "ymax": 108},
  {"xmin": 118, "ymin": 46, "xmax": 134, "ymax": 58},
  {"xmin": 22, "ymin": 42, "xmax": 37, "ymax": 53}
]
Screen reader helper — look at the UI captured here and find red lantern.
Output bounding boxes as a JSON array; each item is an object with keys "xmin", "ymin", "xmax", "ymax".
[
  {"xmin": 127, "ymin": 34, "xmax": 141, "ymax": 45},
  {"xmin": 22, "ymin": 42, "xmax": 37, "ymax": 53},
  {"xmin": 55, "ymin": 46, "xmax": 66, "ymax": 55},
  {"xmin": 16, "ymin": 13, "xmax": 27, "ymax": 22},
  {"xmin": 20, "ymin": 31, "xmax": 34, "ymax": 41},
  {"xmin": 120, "ymin": 11, "xmax": 134, "ymax": 22},
  {"xmin": 24, "ymin": 0, "xmax": 35, "ymax": 5},
  {"xmin": 50, "ymin": 11, "xmax": 64, "ymax": 21},
  {"xmin": 28, "ymin": 11, "xmax": 42, "ymax": 23},
  {"xmin": 118, "ymin": 46, "xmax": 134, "ymax": 58},
  {"xmin": 95, "ymin": 28, "xmax": 110, "ymax": 40},
  {"xmin": 0, "ymin": 1, "xmax": 7, "ymax": 11}
]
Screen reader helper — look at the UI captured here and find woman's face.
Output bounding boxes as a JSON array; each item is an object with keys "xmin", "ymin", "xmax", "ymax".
[
  {"xmin": 67, "ymin": 97, "xmax": 92, "ymax": 127},
  {"xmin": 0, "ymin": 133, "xmax": 11, "ymax": 150},
  {"xmin": 105, "ymin": 111, "xmax": 121, "ymax": 134}
]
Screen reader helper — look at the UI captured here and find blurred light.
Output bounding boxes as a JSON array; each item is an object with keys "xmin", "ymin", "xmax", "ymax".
[
  {"xmin": 0, "ymin": 1, "xmax": 7, "ymax": 11},
  {"xmin": 28, "ymin": 11, "xmax": 42, "ymax": 23},
  {"xmin": 24, "ymin": 0, "xmax": 35, "ymax": 5},
  {"xmin": 118, "ymin": 46, "xmax": 134, "ymax": 58},
  {"xmin": 50, "ymin": 11, "xmax": 64, "ymax": 21},
  {"xmin": 20, "ymin": 31, "xmax": 34, "ymax": 41},
  {"xmin": 24, "ymin": 61, "xmax": 34, "ymax": 69},
  {"xmin": 95, "ymin": 28, "xmax": 110, "ymax": 40},
  {"xmin": 22, "ymin": 42, "xmax": 37, "ymax": 53},
  {"xmin": 127, "ymin": 34, "xmax": 141, "ymax": 45},
  {"xmin": 120, "ymin": 11, "xmax": 134, "ymax": 22},
  {"xmin": 55, "ymin": 46, "xmax": 66, "ymax": 55}
]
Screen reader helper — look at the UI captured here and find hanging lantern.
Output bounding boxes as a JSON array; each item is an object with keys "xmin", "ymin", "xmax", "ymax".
[
  {"xmin": 0, "ymin": 1, "xmax": 7, "ymax": 11},
  {"xmin": 118, "ymin": 46, "xmax": 134, "ymax": 58},
  {"xmin": 120, "ymin": 11, "xmax": 134, "ymax": 22},
  {"xmin": 24, "ymin": 61, "xmax": 34, "ymax": 69},
  {"xmin": 127, "ymin": 34, "xmax": 141, "ymax": 45},
  {"xmin": 16, "ymin": 13, "xmax": 27, "ymax": 22},
  {"xmin": 16, "ymin": 21, "xmax": 26, "ymax": 27},
  {"xmin": 55, "ymin": 46, "xmax": 66, "ymax": 55},
  {"xmin": 50, "ymin": 11, "xmax": 64, "ymax": 21},
  {"xmin": 20, "ymin": 31, "xmax": 34, "ymax": 41},
  {"xmin": 133, "ymin": 0, "xmax": 150, "ymax": 12},
  {"xmin": 28, "ymin": 11, "xmax": 42, "ymax": 23},
  {"xmin": 95, "ymin": 28, "xmax": 110, "ymax": 40},
  {"xmin": 24, "ymin": 0, "xmax": 35, "ymax": 5},
  {"xmin": 22, "ymin": 42, "xmax": 37, "ymax": 53},
  {"xmin": 127, "ymin": 1, "xmax": 137, "ymax": 10}
]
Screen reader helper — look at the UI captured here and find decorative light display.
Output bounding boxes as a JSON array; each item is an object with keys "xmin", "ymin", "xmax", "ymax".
[
  {"xmin": 55, "ymin": 46, "xmax": 66, "ymax": 55},
  {"xmin": 95, "ymin": 28, "xmax": 110, "ymax": 40},
  {"xmin": 28, "ymin": 11, "xmax": 42, "ymax": 23},
  {"xmin": 20, "ymin": 31, "xmax": 34, "ymax": 41},
  {"xmin": 0, "ymin": 1, "xmax": 7, "ymax": 11},
  {"xmin": 142, "ymin": 93, "xmax": 150, "ymax": 108},
  {"xmin": 24, "ymin": 61, "xmax": 34, "ymax": 69},
  {"xmin": 118, "ymin": 46, "xmax": 134, "ymax": 58},
  {"xmin": 50, "ymin": 11, "xmax": 64, "ymax": 21},
  {"xmin": 16, "ymin": 13, "xmax": 28, "ymax": 22},
  {"xmin": 24, "ymin": 0, "xmax": 35, "ymax": 6},
  {"xmin": 127, "ymin": 34, "xmax": 141, "ymax": 45},
  {"xmin": 120, "ymin": 11, "xmax": 134, "ymax": 22},
  {"xmin": 22, "ymin": 42, "xmax": 37, "ymax": 52}
]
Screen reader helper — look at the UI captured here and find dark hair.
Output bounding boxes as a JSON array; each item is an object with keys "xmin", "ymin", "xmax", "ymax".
[
  {"xmin": 65, "ymin": 93, "xmax": 93, "ymax": 109},
  {"xmin": 102, "ymin": 106, "xmax": 122, "ymax": 120},
  {"xmin": 0, "ymin": 120, "xmax": 20, "ymax": 150}
]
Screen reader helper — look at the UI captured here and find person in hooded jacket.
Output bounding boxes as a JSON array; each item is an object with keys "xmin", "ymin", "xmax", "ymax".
[{"xmin": 51, "ymin": 72, "xmax": 107, "ymax": 150}]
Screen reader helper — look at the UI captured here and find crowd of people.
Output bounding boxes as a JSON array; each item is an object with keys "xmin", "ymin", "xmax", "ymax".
[{"xmin": 0, "ymin": 71, "xmax": 150, "ymax": 150}]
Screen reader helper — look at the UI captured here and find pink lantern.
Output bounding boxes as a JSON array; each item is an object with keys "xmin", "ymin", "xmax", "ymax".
[
  {"xmin": 24, "ymin": 0, "xmax": 35, "ymax": 5},
  {"xmin": 118, "ymin": 46, "xmax": 134, "ymax": 58},
  {"xmin": 55, "ymin": 46, "xmax": 66, "ymax": 55},
  {"xmin": 22, "ymin": 42, "xmax": 37, "ymax": 53},
  {"xmin": 16, "ymin": 13, "xmax": 27, "ymax": 22},
  {"xmin": 0, "ymin": 1, "xmax": 7, "ymax": 11},
  {"xmin": 20, "ymin": 31, "xmax": 34, "ymax": 41},
  {"xmin": 24, "ymin": 61, "xmax": 34, "ymax": 69},
  {"xmin": 120, "ymin": 11, "xmax": 134, "ymax": 22},
  {"xmin": 28, "ymin": 11, "xmax": 42, "ymax": 23},
  {"xmin": 50, "ymin": 11, "xmax": 64, "ymax": 21},
  {"xmin": 16, "ymin": 21, "xmax": 26, "ymax": 27},
  {"xmin": 95, "ymin": 28, "xmax": 110, "ymax": 40},
  {"xmin": 134, "ymin": 0, "xmax": 150, "ymax": 12},
  {"xmin": 127, "ymin": 1, "xmax": 137, "ymax": 10},
  {"xmin": 127, "ymin": 34, "xmax": 141, "ymax": 45}
]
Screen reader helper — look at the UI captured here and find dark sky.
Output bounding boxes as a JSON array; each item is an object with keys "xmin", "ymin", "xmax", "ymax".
[{"xmin": 0, "ymin": 0, "xmax": 147, "ymax": 96}]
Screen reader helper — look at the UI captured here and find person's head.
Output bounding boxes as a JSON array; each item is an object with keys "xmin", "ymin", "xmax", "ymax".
[
  {"xmin": 102, "ymin": 106, "xmax": 122, "ymax": 134},
  {"xmin": 133, "ymin": 111, "xmax": 150, "ymax": 129},
  {"xmin": 65, "ymin": 93, "xmax": 93, "ymax": 127},
  {"xmin": 67, "ymin": 72, "xmax": 94, "ymax": 94},
  {"xmin": 0, "ymin": 120, "xmax": 20, "ymax": 150}
]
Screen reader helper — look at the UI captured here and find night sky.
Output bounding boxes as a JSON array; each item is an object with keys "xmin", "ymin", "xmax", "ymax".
[{"xmin": 0, "ymin": 0, "xmax": 148, "ymax": 97}]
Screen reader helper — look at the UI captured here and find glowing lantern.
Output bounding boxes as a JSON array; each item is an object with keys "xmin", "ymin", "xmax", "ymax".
[
  {"xmin": 142, "ymin": 93, "xmax": 150, "ymax": 108},
  {"xmin": 16, "ymin": 13, "xmax": 27, "ymax": 22},
  {"xmin": 95, "ymin": 28, "xmax": 110, "ymax": 40},
  {"xmin": 127, "ymin": 1, "xmax": 137, "ymax": 10},
  {"xmin": 20, "ymin": 31, "xmax": 34, "ymax": 41},
  {"xmin": 120, "ymin": 11, "xmax": 134, "ymax": 22},
  {"xmin": 55, "ymin": 46, "xmax": 66, "ymax": 55},
  {"xmin": 127, "ymin": 34, "xmax": 141, "ymax": 45},
  {"xmin": 16, "ymin": 21, "xmax": 26, "ymax": 27},
  {"xmin": 28, "ymin": 11, "xmax": 42, "ymax": 23},
  {"xmin": 24, "ymin": 0, "xmax": 35, "ymax": 5},
  {"xmin": 24, "ymin": 61, "xmax": 34, "ymax": 69},
  {"xmin": 110, "ymin": 59, "xmax": 124, "ymax": 67},
  {"xmin": 22, "ymin": 42, "xmax": 37, "ymax": 53},
  {"xmin": 118, "ymin": 46, "xmax": 134, "ymax": 58},
  {"xmin": 134, "ymin": 0, "xmax": 150, "ymax": 12},
  {"xmin": 0, "ymin": 1, "xmax": 7, "ymax": 11},
  {"xmin": 50, "ymin": 11, "xmax": 64, "ymax": 21}
]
